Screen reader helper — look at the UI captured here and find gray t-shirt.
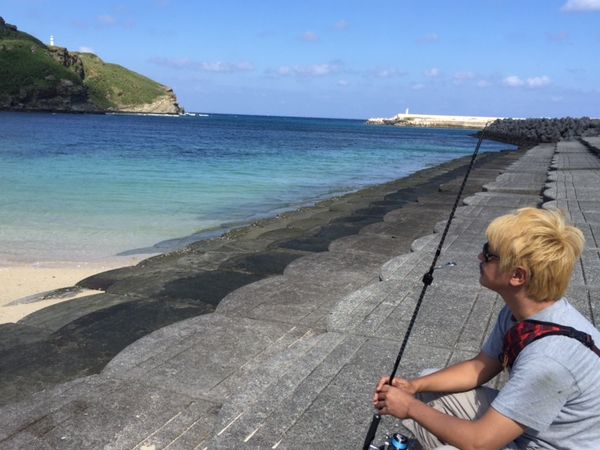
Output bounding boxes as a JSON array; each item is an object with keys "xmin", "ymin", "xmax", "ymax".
[{"xmin": 482, "ymin": 298, "xmax": 600, "ymax": 449}]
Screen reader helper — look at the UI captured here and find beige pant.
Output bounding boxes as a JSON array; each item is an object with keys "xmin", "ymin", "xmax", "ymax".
[{"xmin": 402, "ymin": 387, "xmax": 521, "ymax": 450}]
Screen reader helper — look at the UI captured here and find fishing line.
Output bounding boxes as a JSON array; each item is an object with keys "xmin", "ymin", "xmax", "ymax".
[{"xmin": 362, "ymin": 126, "xmax": 488, "ymax": 450}]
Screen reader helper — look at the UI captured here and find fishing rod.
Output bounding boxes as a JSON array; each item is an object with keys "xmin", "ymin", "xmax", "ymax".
[{"xmin": 362, "ymin": 126, "xmax": 488, "ymax": 450}]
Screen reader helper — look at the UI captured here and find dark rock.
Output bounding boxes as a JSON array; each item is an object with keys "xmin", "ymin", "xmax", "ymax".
[
  {"xmin": 274, "ymin": 236, "xmax": 332, "ymax": 252},
  {"xmin": 481, "ymin": 117, "xmax": 600, "ymax": 145},
  {"xmin": 218, "ymin": 251, "xmax": 304, "ymax": 275},
  {"xmin": 48, "ymin": 46, "xmax": 85, "ymax": 78},
  {"xmin": 77, "ymin": 266, "xmax": 139, "ymax": 291},
  {"xmin": 0, "ymin": 296, "xmax": 216, "ymax": 405}
]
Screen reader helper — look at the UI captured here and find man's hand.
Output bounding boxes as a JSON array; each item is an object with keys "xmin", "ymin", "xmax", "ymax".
[
  {"xmin": 372, "ymin": 382, "xmax": 416, "ymax": 418},
  {"xmin": 374, "ymin": 376, "xmax": 419, "ymax": 395}
]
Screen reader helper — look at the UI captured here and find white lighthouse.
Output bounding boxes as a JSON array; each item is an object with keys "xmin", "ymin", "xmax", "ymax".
[{"xmin": 49, "ymin": 35, "xmax": 55, "ymax": 46}]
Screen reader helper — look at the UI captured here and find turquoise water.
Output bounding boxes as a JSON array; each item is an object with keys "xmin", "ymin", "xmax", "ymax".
[{"xmin": 0, "ymin": 112, "xmax": 513, "ymax": 264}]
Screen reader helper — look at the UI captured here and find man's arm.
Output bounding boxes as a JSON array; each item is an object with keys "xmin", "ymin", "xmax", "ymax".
[
  {"xmin": 414, "ymin": 351, "xmax": 502, "ymax": 393},
  {"xmin": 377, "ymin": 387, "xmax": 525, "ymax": 450},
  {"xmin": 376, "ymin": 351, "xmax": 502, "ymax": 395}
]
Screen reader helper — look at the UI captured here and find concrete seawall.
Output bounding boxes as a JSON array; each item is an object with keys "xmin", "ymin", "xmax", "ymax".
[{"xmin": 1, "ymin": 139, "xmax": 599, "ymax": 449}]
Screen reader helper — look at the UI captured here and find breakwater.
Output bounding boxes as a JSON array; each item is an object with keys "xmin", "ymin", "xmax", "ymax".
[
  {"xmin": 367, "ymin": 113, "xmax": 499, "ymax": 129},
  {"xmin": 482, "ymin": 117, "xmax": 600, "ymax": 145}
]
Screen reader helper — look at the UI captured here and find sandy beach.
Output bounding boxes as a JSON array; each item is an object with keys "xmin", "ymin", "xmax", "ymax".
[{"xmin": 0, "ymin": 257, "xmax": 142, "ymax": 324}]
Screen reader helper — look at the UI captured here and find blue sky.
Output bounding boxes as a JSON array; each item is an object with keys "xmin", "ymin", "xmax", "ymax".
[{"xmin": 2, "ymin": 0, "xmax": 599, "ymax": 118}]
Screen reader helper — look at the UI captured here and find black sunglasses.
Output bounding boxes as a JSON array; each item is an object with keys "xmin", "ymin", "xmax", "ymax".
[{"xmin": 482, "ymin": 242, "xmax": 499, "ymax": 263}]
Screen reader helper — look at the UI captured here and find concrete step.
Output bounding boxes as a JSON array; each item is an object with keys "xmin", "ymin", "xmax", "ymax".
[
  {"xmin": 283, "ymin": 251, "xmax": 382, "ymax": 288},
  {"xmin": 19, "ymin": 293, "xmax": 131, "ymax": 333},
  {"xmin": 483, "ymin": 172, "xmax": 548, "ymax": 194},
  {"xmin": 462, "ymin": 192, "xmax": 541, "ymax": 208},
  {"xmin": 503, "ymin": 143, "xmax": 556, "ymax": 167},
  {"xmin": 328, "ymin": 233, "xmax": 412, "ymax": 259},
  {"xmin": 328, "ymin": 279, "xmax": 416, "ymax": 337},
  {"xmin": 0, "ymin": 314, "xmax": 332, "ymax": 449},
  {"xmin": 216, "ymin": 275, "xmax": 346, "ymax": 328},
  {"xmin": 551, "ymin": 154, "xmax": 600, "ymax": 170},
  {"xmin": 0, "ymin": 375, "xmax": 220, "ymax": 450},
  {"xmin": 102, "ymin": 313, "xmax": 318, "ymax": 402},
  {"xmin": 557, "ymin": 141, "xmax": 594, "ymax": 153},
  {"xmin": 582, "ymin": 137, "xmax": 600, "ymax": 152},
  {"xmin": 544, "ymin": 199, "xmax": 600, "ymax": 225},
  {"xmin": 208, "ymin": 332, "xmax": 362, "ymax": 448},
  {"xmin": 544, "ymin": 173, "xmax": 600, "ymax": 201}
]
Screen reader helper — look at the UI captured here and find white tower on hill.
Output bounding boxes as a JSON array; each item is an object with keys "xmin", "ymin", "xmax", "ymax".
[{"xmin": 50, "ymin": 35, "xmax": 55, "ymax": 46}]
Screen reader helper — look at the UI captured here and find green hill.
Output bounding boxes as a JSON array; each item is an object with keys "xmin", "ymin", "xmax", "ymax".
[{"xmin": 0, "ymin": 17, "xmax": 183, "ymax": 114}]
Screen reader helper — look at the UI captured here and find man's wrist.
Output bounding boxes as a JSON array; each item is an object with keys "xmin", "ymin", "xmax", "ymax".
[
  {"xmin": 411, "ymin": 377, "xmax": 425, "ymax": 394},
  {"xmin": 405, "ymin": 395, "xmax": 422, "ymax": 420}
]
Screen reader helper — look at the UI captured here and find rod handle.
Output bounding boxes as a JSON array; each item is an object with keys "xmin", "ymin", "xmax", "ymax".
[{"xmin": 362, "ymin": 413, "xmax": 381, "ymax": 450}]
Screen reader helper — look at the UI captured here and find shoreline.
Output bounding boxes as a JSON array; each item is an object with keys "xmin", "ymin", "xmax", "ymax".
[
  {"xmin": 0, "ymin": 108, "xmax": 182, "ymax": 117},
  {"xmin": 0, "ymin": 145, "xmax": 518, "ymax": 324},
  {"xmin": 0, "ymin": 257, "xmax": 143, "ymax": 324},
  {"xmin": 0, "ymin": 143, "xmax": 526, "ymax": 406}
]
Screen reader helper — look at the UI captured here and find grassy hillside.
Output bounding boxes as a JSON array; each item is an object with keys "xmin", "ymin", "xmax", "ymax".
[
  {"xmin": 77, "ymin": 53, "xmax": 167, "ymax": 109},
  {"xmin": 0, "ymin": 23, "xmax": 45, "ymax": 46},
  {"xmin": 0, "ymin": 18, "xmax": 182, "ymax": 113},
  {"xmin": 0, "ymin": 32, "xmax": 83, "ymax": 101}
]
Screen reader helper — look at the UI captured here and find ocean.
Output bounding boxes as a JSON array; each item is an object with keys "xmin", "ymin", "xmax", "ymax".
[{"xmin": 0, "ymin": 112, "xmax": 513, "ymax": 265}]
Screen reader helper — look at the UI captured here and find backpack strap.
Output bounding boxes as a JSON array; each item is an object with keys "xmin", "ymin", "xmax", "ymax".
[{"xmin": 501, "ymin": 319, "xmax": 600, "ymax": 369}]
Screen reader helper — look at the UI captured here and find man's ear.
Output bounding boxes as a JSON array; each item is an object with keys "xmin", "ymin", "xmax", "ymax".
[{"xmin": 509, "ymin": 267, "xmax": 528, "ymax": 287}]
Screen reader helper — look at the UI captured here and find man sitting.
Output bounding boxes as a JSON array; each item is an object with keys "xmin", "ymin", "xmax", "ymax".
[{"xmin": 373, "ymin": 207, "xmax": 600, "ymax": 449}]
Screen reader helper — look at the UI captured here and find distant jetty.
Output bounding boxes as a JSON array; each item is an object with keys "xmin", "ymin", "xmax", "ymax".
[{"xmin": 367, "ymin": 113, "xmax": 500, "ymax": 129}]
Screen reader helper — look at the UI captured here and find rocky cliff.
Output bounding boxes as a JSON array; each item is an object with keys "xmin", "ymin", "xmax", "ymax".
[{"xmin": 0, "ymin": 17, "xmax": 184, "ymax": 114}]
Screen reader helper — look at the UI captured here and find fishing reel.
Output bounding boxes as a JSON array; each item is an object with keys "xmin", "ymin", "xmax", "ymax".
[{"xmin": 369, "ymin": 432, "xmax": 409, "ymax": 450}]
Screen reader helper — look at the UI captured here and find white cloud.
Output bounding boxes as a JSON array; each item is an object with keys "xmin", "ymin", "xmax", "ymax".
[
  {"xmin": 149, "ymin": 57, "xmax": 255, "ymax": 73},
  {"xmin": 276, "ymin": 63, "xmax": 340, "ymax": 77},
  {"xmin": 97, "ymin": 15, "xmax": 117, "ymax": 26},
  {"xmin": 372, "ymin": 68, "xmax": 406, "ymax": 78},
  {"xmin": 201, "ymin": 61, "xmax": 255, "ymax": 73},
  {"xmin": 503, "ymin": 75, "xmax": 525, "ymax": 87},
  {"xmin": 562, "ymin": 0, "xmax": 600, "ymax": 11},
  {"xmin": 78, "ymin": 46, "xmax": 95, "ymax": 53},
  {"xmin": 424, "ymin": 68, "xmax": 440, "ymax": 78},
  {"xmin": 411, "ymin": 83, "xmax": 425, "ymax": 90},
  {"xmin": 301, "ymin": 31, "xmax": 319, "ymax": 42},
  {"xmin": 418, "ymin": 33, "xmax": 439, "ymax": 44},
  {"xmin": 96, "ymin": 14, "xmax": 134, "ymax": 29},
  {"xmin": 527, "ymin": 75, "xmax": 551, "ymax": 87},
  {"xmin": 453, "ymin": 71, "xmax": 475, "ymax": 84},
  {"xmin": 335, "ymin": 19, "xmax": 349, "ymax": 30},
  {"xmin": 502, "ymin": 75, "xmax": 551, "ymax": 88},
  {"xmin": 477, "ymin": 80, "xmax": 492, "ymax": 88},
  {"xmin": 337, "ymin": 79, "xmax": 349, "ymax": 86},
  {"xmin": 546, "ymin": 31, "xmax": 570, "ymax": 43}
]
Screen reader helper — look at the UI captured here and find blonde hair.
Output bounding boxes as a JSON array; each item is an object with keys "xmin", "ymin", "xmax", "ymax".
[{"xmin": 486, "ymin": 208, "xmax": 584, "ymax": 302}]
